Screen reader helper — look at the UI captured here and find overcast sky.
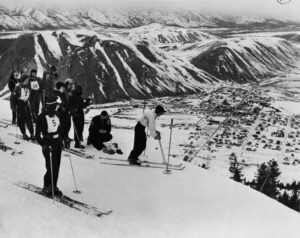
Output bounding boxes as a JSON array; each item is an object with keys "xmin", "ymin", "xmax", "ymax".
[{"xmin": 1, "ymin": 0, "xmax": 299, "ymax": 21}]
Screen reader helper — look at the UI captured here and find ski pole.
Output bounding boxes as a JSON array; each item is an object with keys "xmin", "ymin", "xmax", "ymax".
[
  {"xmin": 68, "ymin": 153, "xmax": 81, "ymax": 194},
  {"xmin": 73, "ymin": 119, "xmax": 82, "ymax": 148},
  {"xmin": 14, "ymin": 106, "xmax": 20, "ymax": 145},
  {"xmin": 164, "ymin": 118, "xmax": 173, "ymax": 175},
  {"xmin": 49, "ymin": 146, "xmax": 55, "ymax": 203},
  {"xmin": 158, "ymin": 139, "xmax": 166, "ymax": 164}
]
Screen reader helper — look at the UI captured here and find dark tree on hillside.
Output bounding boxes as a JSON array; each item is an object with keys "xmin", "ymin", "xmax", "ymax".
[
  {"xmin": 254, "ymin": 163, "xmax": 269, "ymax": 191},
  {"xmin": 278, "ymin": 191, "xmax": 290, "ymax": 207},
  {"xmin": 254, "ymin": 160, "xmax": 281, "ymax": 199},
  {"xmin": 289, "ymin": 187, "xmax": 300, "ymax": 212},
  {"xmin": 229, "ymin": 152, "xmax": 244, "ymax": 183}
]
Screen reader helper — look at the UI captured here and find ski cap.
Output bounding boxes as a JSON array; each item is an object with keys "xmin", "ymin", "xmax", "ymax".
[{"xmin": 155, "ymin": 105, "xmax": 166, "ymax": 114}]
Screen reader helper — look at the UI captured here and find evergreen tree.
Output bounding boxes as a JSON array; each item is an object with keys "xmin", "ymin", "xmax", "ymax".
[
  {"xmin": 229, "ymin": 152, "xmax": 244, "ymax": 183},
  {"xmin": 254, "ymin": 163, "xmax": 268, "ymax": 191},
  {"xmin": 278, "ymin": 191, "xmax": 290, "ymax": 207},
  {"xmin": 254, "ymin": 160, "xmax": 281, "ymax": 199},
  {"xmin": 289, "ymin": 187, "xmax": 300, "ymax": 212},
  {"xmin": 264, "ymin": 159, "xmax": 281, "ymax": 198}
]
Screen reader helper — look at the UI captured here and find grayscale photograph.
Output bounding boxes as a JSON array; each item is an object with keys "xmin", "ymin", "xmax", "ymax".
[{"xmin": 0, "ymin": 0, "xmax": 300, "ymax": 237}]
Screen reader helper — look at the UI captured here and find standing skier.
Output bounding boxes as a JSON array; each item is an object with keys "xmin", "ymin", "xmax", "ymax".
[
  {"xmin": 36, "ymin": 96, "xmax": 70, "ymax": 197},
  {"xmin": 13, "ymin": 77, "xmax": 35, "ymax": 140},
  {"xmin": 69, "ymin": 85, "xmax": 91, "ymax": 148},
  {"xmin": 128, "ymin": 105, "xmax": 166, "ymax": 165},
  {"xmin": 28, "ymin": 69, "xmax": 42, "ymax": 123},
  {"xmin": 8, "ymin": 71, "xmax": 20, "ymax": 124}
]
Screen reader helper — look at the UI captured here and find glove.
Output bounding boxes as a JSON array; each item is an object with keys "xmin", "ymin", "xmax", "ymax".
[
  {"xmin": 154, "ymin": 131, "xmax": 161, "ymax": 140},
  {"xmin": 42, "ymin": 144, "xmax": 51, "ymax": 151},
  {"xmin": 63, "ymin": 138, "xmax": 70, "ymax": 149},
  {"xmin": 86, "ymin": 98, "xmax": 91, "ymax": 104}
]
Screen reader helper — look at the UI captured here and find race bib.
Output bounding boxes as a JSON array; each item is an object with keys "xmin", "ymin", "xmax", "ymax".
[
  {"xmin": 19, "ymin": 88, "xmax": 30, "ymax": 101},
  {"xmin": 46, "ymin": 115, "xmax": 60, "ymax": 133},
  {"xmin": 30, "ymin": 81, "xmax": 40, "ymax": 90}
]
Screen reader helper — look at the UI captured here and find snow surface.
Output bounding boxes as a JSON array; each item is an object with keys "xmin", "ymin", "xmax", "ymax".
[{"xmin": 0, "ymin": 99, "xmax": 300, "ymax": 238}]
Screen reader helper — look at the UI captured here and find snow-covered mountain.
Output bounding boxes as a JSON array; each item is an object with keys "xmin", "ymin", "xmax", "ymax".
[
  {"xmin": 0, "ymin": 30, "xmax": 218, "ymax": 102},
  {"xmin": 0, "ymin": 4, "xmax": 299, "ymax": 30},
  {"xmin": 0, "ymin": 99, "xmax": 300, "ymax": 238},
  {"xmin": 185, "ymin": 37, "xmax": 300, "ymax": 82},
  {"xmin": 125, "ymin": 23, "xmax": 217, "ymax": 44}
]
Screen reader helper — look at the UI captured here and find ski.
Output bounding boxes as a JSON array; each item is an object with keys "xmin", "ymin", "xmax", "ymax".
[
  {"xmin": 0, "ymin": 143, "xmax": 23, "ymax": 155},
  {"xmin": 100, "ymin": 162, "xmax": 185, "ymax": 170},
  {"xmin": 97, "ymin": 156, "xmax": 183, "ymax": 168},
  {"xmin": 64, "ymin": 149, "xmax": 95, "ymax": 159},
  {"xmin": 14, "ymin": 182, "xmax": 113, "ymax": 218}
]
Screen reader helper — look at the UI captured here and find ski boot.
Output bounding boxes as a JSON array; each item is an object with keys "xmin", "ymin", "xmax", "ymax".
[{"xmin": 54, "ymin": 187, "xmax": 63, "ymax": 197}]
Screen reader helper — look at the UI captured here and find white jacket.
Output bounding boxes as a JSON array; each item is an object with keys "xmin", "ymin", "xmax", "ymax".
[{"xmin": 139, "ymin": 110, "xmax": 157, "ymax": 138}]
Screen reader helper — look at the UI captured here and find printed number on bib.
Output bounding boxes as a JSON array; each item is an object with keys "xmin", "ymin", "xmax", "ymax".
[
  {"xmin": 20, "ymin": 88, "xmax": 30, "ymax": 101},
  {"xmin": 31, "ymin": 81, "xmax": 40, "ymax": 90},
  {"xmin": 46, "ymin": 115, "xmax": 60, "ymax": 133}
]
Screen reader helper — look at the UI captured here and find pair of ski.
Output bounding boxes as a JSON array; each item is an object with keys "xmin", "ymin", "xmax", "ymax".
[
  {"xmin": 99, "ymin": 157, "xmax": 185, "ymax": 170},
  {"xmin": 14, "ymin": 181, "xmax": 112, "ymax": 218}
]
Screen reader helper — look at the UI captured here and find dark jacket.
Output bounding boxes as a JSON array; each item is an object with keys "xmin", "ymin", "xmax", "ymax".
[
  {"xmin": 54, "ymin": 90, "xmax": 69, "ymax": 114},
  {"xmin": 69, "ymin": 86, "xmax": 90, "ymax": 119},
  {"xmin": 42, "ymin": 71, "xmax": 58, "ymax": 98},
  {"xmin": 89, "ymin": 115, "xmax": 111, "ymax": 137},
  {"xmin": 8, "ymin": 78, "xmax": 19, "ymax": 92},
  {"xmin": 13, "ymin": 84, "xmax": 31, "ymax": 104}
]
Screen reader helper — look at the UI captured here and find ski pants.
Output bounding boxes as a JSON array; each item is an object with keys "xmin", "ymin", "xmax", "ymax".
[
  {"xmin": 90, "ymin": 133, "xmax": 112, "ymax": 150},
  {"xmin": 10, "ymin": 93, "xmax": 16, "ymax": 123},
  {"xmin": 29, "ymin": 93, "xmax": 41, "ymax": 123},
  {"xmin": 58, "ymin": 111, "xmax": 71, "ymax": 139},
  {"xmin": 17, "ymin": 101, "xmax": 34, "ymax": 135},
  {"xmin": 42, "ymin": 142, "xmax": 62, "ymax": 188},
  {"xmin": 73, "ymin": 116, "xmax": 84, "ymax": 144},
  {"xmin": 128, "ymin": 122, "xmax": 146, "ymax": 161}
]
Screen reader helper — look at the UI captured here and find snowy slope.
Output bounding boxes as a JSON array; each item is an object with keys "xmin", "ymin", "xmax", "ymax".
[{"xmin": 0, "ymin": 99, "xmax": 300, "ymax": 238}]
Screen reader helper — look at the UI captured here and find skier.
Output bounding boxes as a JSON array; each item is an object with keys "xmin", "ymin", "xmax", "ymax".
[
  {"xmin": 35, "ymin": 96, "xmax": 70, "ymax": 197},
  {"xmin": 13, "ymin": 77, "xmax": 35, "ymax": 140},
  {"xmin": 69, "ymin": 85, "xmax": 91, "ymax": 148},
  {"xmin": 8, "ymin": 71, "xmax": 20, "ymax": 124},
  {"xmin": 28, "ymin": 69, "xmax": 42, "ymax": 123},
  {"xmin": 42, "ymin": 65, "xmax": 58, "ymax": 105},
  {"xmin": 87, "ymin": 111, "xmax": 113, "ymax": 150},
  {"xmin": 128, "ymin": 105, "xmax": 166, "ymax": 165}
]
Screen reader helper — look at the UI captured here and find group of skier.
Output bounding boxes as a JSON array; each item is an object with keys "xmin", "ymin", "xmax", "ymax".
[{"xmin": 7, "ymin": 65, "xmax": 166, "ymax": 197}]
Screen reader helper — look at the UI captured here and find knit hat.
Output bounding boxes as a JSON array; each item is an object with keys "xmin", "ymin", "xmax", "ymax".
[
  {"xmin": 30, "ymin": 69, "xmax": 37, "ymax": 74},
  {"xmin": 155, "ymin": 105, "xmax": 166, "ymax": 114},
  {"xmin": 101, "ymin": 111, "xmax": 108, "ymax": 117}
]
